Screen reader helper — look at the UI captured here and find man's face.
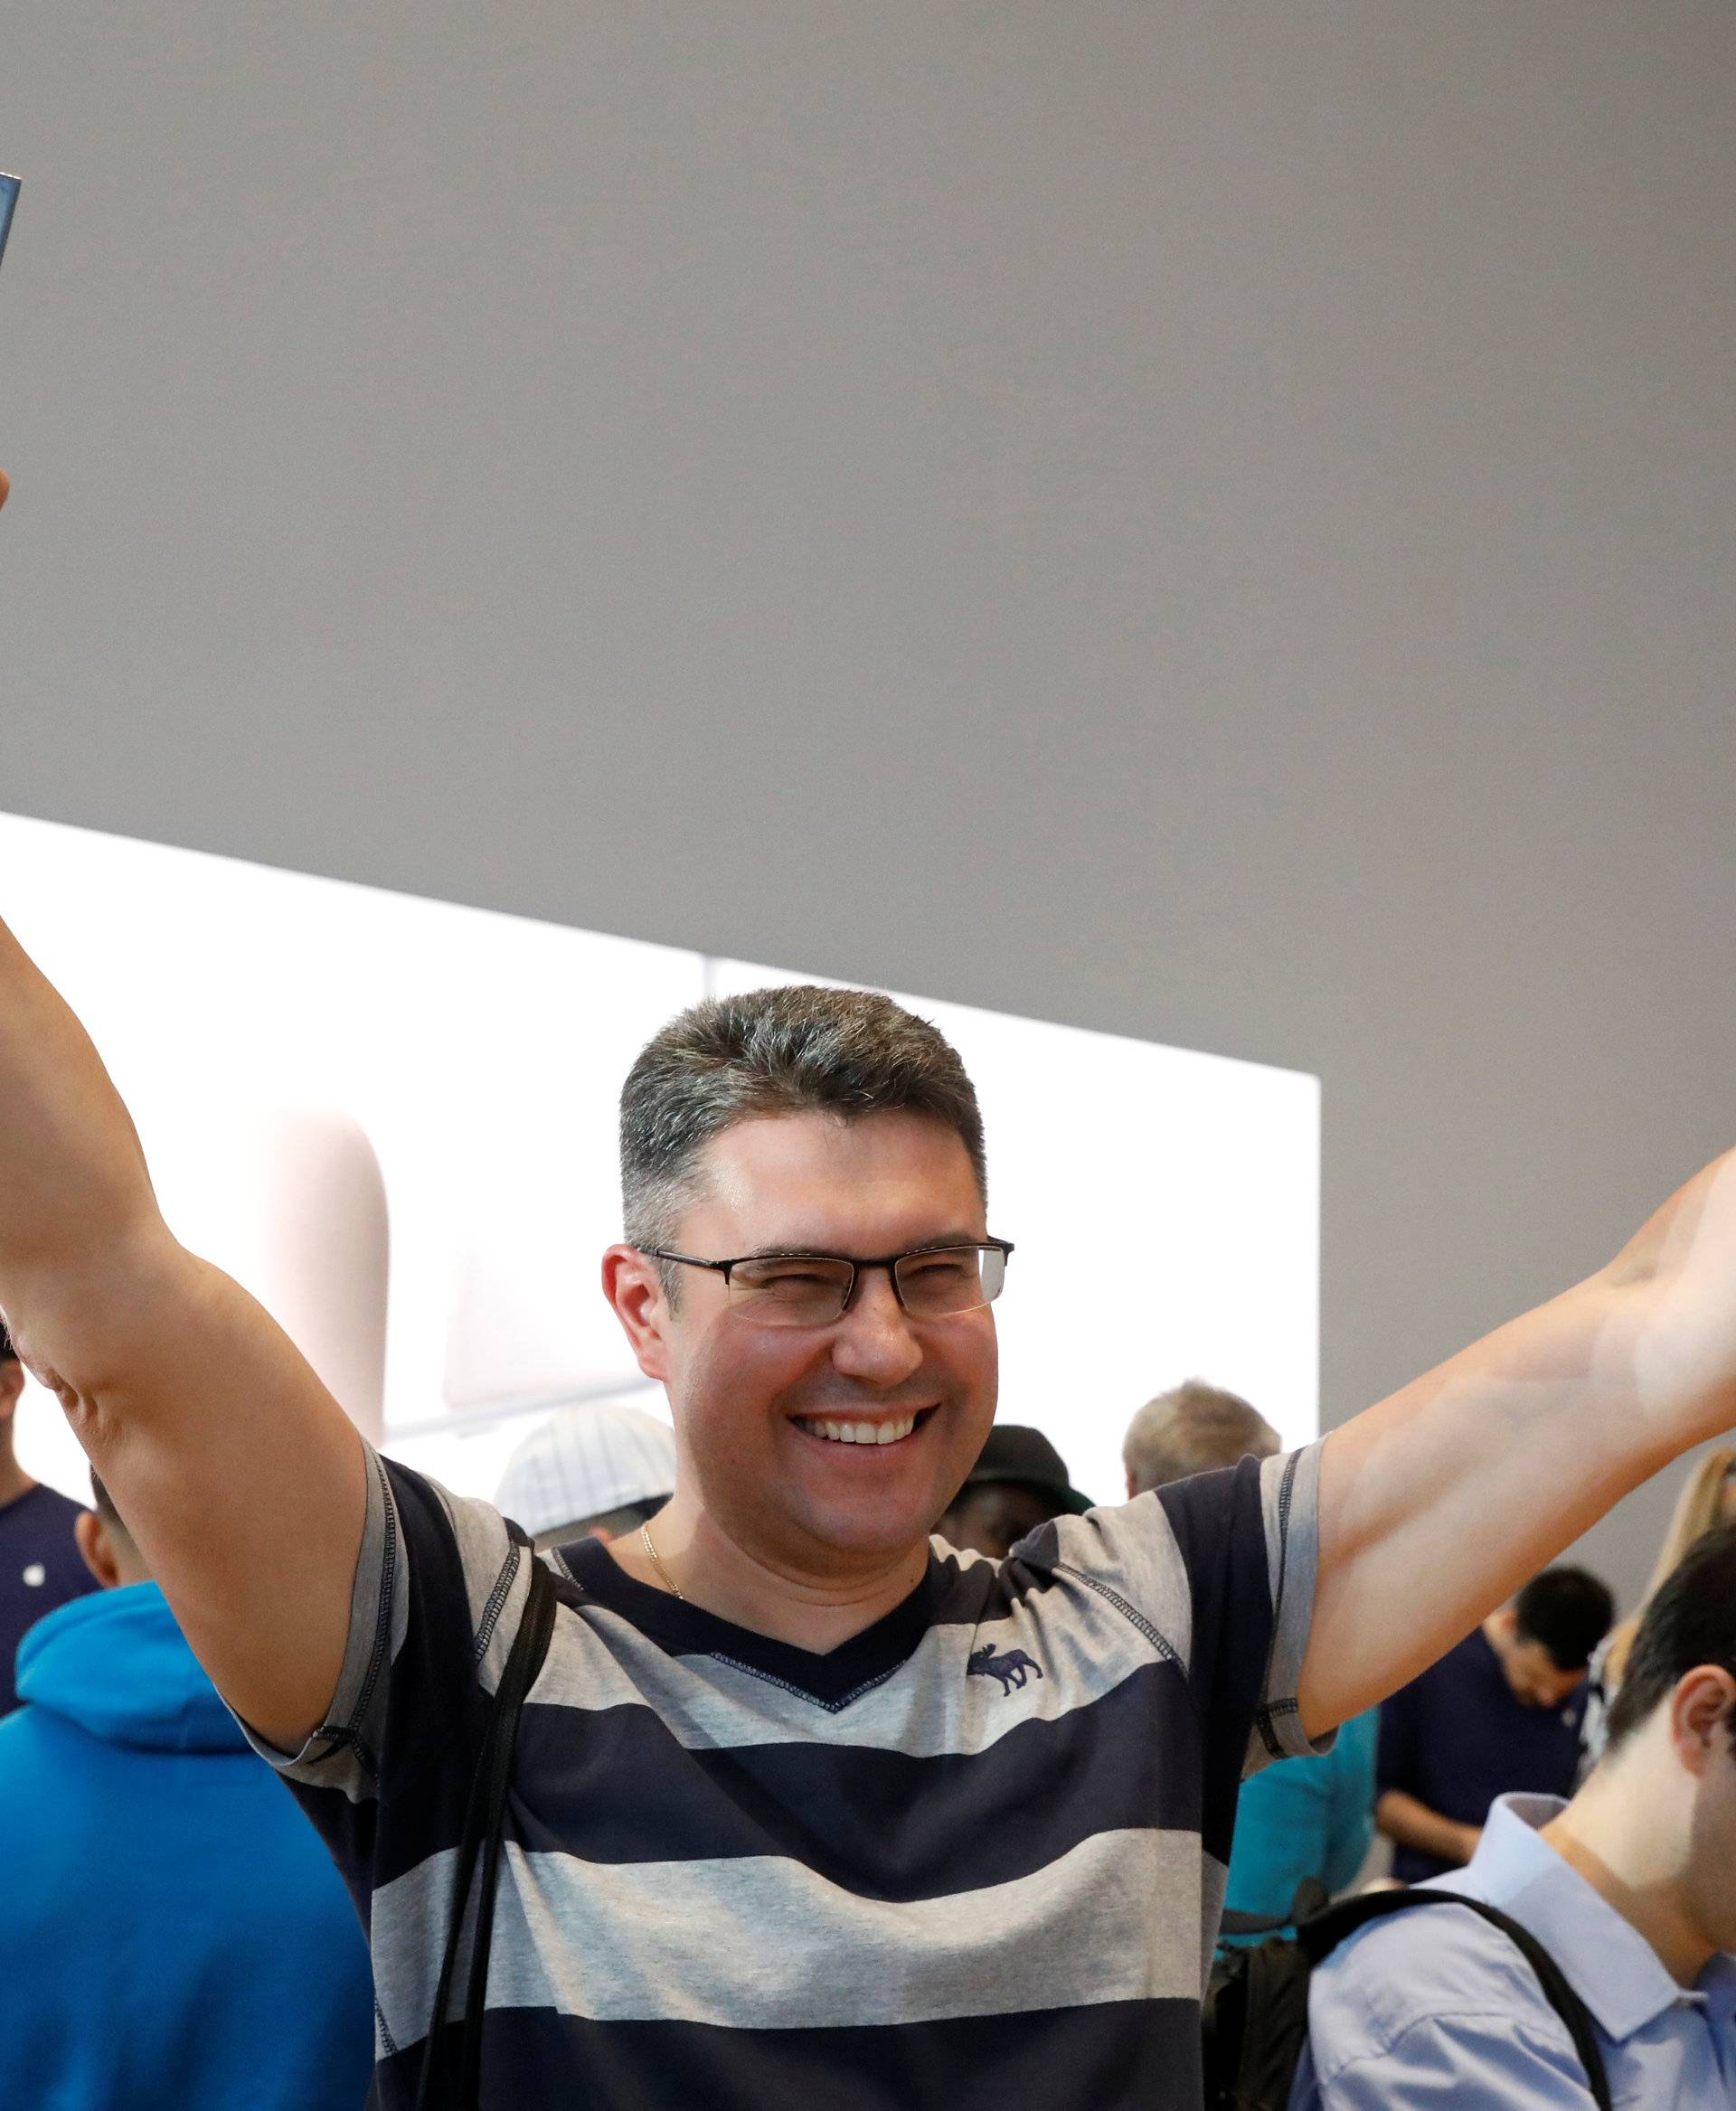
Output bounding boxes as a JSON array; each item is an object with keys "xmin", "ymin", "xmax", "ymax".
[
  {"xmin": 1491, "ymin": 1614, "xmax": 1586, "ymax": 1710},
  {"xmin": 616, "ymin": 1111, "xmax": 999, "ymax": 1576}
]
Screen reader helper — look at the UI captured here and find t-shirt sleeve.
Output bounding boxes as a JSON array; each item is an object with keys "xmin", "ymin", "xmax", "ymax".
[
  {"xmin": 1048, "ymin": 1444, "xmax": 1329, "ymax": 1781},
  {"xmin": 1160, "ymin": 1444, "xmax": 1329, "ymax": 1779},
  {"xmin": 235, "ymin": 1439, "xmax": 536, "ymax": 1915},
  {"xmin": 1036, "ymin": 1446, "xmax": 1326, "ymax": 1887}
]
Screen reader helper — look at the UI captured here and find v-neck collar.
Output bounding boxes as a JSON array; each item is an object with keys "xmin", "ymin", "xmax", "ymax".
[{"xmin": 558, "ymin": 1534, "xmax": 947, "ymax": 1709}]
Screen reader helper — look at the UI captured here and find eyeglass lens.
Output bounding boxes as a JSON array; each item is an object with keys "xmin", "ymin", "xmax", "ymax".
[{"xmin": 726, "ymin": 1247, "xmax": 1005, "ymax": 1325}]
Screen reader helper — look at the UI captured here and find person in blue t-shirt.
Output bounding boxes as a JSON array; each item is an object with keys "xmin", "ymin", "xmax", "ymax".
[
  {"xmin": 1376, "ymin": 1565, "xmax": 1614, "ymax": 1882},
  {"xmin": 1225, "ymin": 1708, "xmax": 1380, "ymax": 1923},
  {"xmin": 0, "ymin": 1470, "xmax": 374, "ymax": 2110},
  {"xmin": 0, "ymin": 1323, "xmax": 97, "ymax": 1714}
]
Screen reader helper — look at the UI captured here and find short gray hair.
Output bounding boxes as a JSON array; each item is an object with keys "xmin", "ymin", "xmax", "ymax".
[
  {"xmin": 619, "ymin": 986, "xmax": 986, "ymax": 1265},
  {"xmin": 1123, "ymin": 1379, "xmax": 1280, "ymax": 1494}
]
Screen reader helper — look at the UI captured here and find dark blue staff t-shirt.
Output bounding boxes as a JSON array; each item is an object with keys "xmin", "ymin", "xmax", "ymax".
[
  {"xmin": 0, "ymin": 1484, "xmax": 98, "ymax": 1715},
  {"xmin": 1376, "ymin": 1625, "xmax": 1586, "ymax": 1883}
]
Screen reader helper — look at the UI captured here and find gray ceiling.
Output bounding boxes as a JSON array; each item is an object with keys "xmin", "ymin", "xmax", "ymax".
[{"xmin": 4, "ymin": 0, "xmax": 1733, "ymax": 1597}]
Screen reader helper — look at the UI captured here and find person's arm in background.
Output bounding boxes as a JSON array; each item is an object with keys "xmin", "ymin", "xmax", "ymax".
[
  {"xmin": 1373, "ymin": 1791, "xmax": 1478, "ymax": 1872},
  {"xmin": 0, "ymin": 876, "xmax": 365, "ymax": 1751},
  {"xmin": 1372, "ymin": 1682, "xmax": 1478, "ymax": 1871},
  {"xmin": 1297, "ymin": 1151, "xmax": 1736, "ymax": 1737}
]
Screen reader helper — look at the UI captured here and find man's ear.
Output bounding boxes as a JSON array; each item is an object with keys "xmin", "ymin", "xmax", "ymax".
[
  {"xmin": 1125, "ymin": 1467, "xmax": 1138, "ymax": 1502},
  {"xmin": 601, "ymin": 1247, "xmax": 675, "ymax": 1382},
  {"xmin": 1670, "ymin": 1666, "xmax": 1736, "ymax": 1775},
  {"xmin": 74, "ymin": 1508, "xmax": 124, "ymax": 1590}
]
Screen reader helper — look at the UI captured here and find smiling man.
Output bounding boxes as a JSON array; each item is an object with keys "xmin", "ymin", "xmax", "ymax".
[
  {"xmin": 5, "ymin": 792, "xmax": 1736, "ymax": 2105},
  {"xmin": 11, "ymin": 977, "xmax": 1324, "ymax": 2109}
]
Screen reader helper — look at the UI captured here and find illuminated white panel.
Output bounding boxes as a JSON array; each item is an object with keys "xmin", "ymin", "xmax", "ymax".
[
  {"xmin": 0, "ymin": 812, "xmax": 684, "ymax": 1502},
  {"xmin": 0, "ymin": 811, "xmax": 1316, "ymax": 1516}
]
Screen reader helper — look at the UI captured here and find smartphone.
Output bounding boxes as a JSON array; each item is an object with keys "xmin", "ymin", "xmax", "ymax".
[{"xmin": 0, "ymin": 174, "xmax": 19, "ymax": 276}]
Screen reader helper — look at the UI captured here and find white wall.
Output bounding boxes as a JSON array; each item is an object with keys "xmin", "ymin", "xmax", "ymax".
[{"xmin": 3, "ymin": 4, "xmax": 1732, "ymax": 1597}]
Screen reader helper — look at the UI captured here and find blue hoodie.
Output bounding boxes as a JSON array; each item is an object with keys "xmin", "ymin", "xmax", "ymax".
[{"xmin": 0, "ymin": 1580, "xmax": 374, "ymax": 2110}]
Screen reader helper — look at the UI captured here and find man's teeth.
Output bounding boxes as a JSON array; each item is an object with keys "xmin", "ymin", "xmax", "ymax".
[{"xmin": 798, "ymin": 1412, "xmax": 920, "ymax": 1446}]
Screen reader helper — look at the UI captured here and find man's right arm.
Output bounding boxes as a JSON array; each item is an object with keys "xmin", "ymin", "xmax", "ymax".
[{"xmin": 0, "ymin": 912, "xmax": 366, "ymax": 1749}]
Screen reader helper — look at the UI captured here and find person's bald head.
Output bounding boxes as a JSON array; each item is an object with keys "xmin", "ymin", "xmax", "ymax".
[{"xmin": 1123, "ymin": 1380, "xmax": 1281, "ymax": 1497}]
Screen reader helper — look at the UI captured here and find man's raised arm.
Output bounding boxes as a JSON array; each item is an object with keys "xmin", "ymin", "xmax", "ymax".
[
  {"xmin": 0, "ymin": 910, "xmax": 366, "ymax": 1749},
  {"xmin": 1300, "ymin": 1150, "xmax": 1736, "ymax": 1736}
]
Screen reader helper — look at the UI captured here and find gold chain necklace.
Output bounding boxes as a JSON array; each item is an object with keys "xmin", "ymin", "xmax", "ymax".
[{"xmin": 639, "ymin": 1520, "xmax": 684, "ymax": 1602}]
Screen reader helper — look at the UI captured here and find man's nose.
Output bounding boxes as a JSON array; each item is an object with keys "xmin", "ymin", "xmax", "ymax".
[{"xmin": 828, "ymin": 1268, "xmax": 925, "ymax": 1384}]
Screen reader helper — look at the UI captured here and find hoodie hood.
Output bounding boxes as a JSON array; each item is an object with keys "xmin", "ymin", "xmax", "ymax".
[{"xmin": 14, "ymin": 1580, "xmax": 250, "ymax": 1754}]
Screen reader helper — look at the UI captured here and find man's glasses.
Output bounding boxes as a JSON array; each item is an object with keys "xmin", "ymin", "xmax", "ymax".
[{"xmin": 641, "ymin": 1239, "xmax": 1014, "ymax": 1328}]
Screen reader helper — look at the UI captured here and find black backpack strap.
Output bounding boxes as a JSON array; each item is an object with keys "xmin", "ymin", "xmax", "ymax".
[
  {"xmin": 413, "ymin": 1545, "xmax": 559, "ymax": 2111},
  {"xmin": 1298, "ymin": 1890, "xmax": 1614, "ymax": 2111},
  {"xmin": 1218, "ymin": 1878, "xmax": 1331, "ymax": 1940}
]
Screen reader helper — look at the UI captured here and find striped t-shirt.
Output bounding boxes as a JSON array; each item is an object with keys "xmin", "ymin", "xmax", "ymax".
[{"xmin": 254, "ymin": 1439, "xmax": 1326, "ymax": 2108}]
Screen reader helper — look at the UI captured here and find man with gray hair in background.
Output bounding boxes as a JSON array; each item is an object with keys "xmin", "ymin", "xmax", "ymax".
[{"xmin": 1123, "ymin": 1378, "xmax": 1281, "ymax": 1498}]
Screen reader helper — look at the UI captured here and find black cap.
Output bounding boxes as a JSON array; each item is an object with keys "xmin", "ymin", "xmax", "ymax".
[{"xmin": 963, "ymin": 1424, "xmax": 1092, "ymax": 1514}]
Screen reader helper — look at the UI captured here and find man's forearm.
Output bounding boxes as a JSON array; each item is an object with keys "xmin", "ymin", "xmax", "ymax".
[
  {"xmin": 0, "ymin": 914, "xmax": 169, "ymax": 1383},
  {"xmin": 1301, "ymin": 1150, "xmax": 1736, "ymax": 1734},
  {"xmin": 1374, "ymin": 1790, "xmax": 1477, "ymax": 1870}
]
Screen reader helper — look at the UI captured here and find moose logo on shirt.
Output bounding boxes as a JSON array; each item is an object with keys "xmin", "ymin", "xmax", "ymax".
[{"xmin": 967, "ymin": 1643, "xmax": 1044, "ymax": 1694}]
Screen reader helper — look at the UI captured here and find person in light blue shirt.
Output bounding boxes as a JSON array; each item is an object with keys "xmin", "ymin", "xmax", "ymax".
[
  {"xmin": 1294, "ymin": 1522, "xmax": 1736, "ymax": 2108},
  {"xmin": 1224, "ymin": 1707, "xmax": 1378, "ymax": 1927}
]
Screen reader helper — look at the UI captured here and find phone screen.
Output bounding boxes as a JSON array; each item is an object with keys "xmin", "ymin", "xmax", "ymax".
[{"xmin": 0, "ymin": 175, "xmax": 20, "ymax": 275}]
